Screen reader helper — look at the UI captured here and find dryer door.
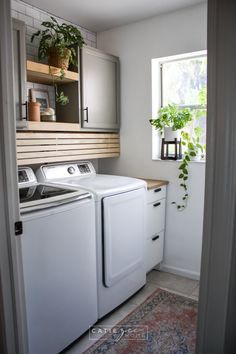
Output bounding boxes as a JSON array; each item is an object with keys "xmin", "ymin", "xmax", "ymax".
[{"xmin": 103, "ymin": 188, "xmax": 146, "ymax": 287}]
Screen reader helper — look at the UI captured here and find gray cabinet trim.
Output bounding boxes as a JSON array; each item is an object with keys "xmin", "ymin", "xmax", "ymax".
[{"xmin": 12, "ymin": 18, "xmax": 27, "ymax": 129}]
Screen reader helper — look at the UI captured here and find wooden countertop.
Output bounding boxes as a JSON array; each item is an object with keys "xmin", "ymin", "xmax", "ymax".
[{"xmin": 136, "ymin": 178, "xmax": 169, "ymax": 190}]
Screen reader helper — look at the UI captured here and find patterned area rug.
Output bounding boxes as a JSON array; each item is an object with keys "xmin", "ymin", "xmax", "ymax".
[{"xmin": 83, "ymin": 288, "xmax": 198, "ymax": 354}]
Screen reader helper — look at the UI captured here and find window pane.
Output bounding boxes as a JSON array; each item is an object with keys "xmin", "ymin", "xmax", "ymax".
[{"xmin": 162, "ymin": 56, "xmax": 207, "ymax": 106}]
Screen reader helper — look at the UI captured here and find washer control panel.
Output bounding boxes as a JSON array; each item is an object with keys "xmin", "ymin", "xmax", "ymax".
[{"xmin": 18, "ymin": 167, "xmax": 37, "ymax": 186}]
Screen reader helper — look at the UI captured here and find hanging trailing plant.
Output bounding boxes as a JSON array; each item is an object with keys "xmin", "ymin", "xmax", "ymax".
[
  {"xmin": 172, "ymin": 127, "xmax": 205, "ymax": 211},
  {"xmin": 55, "ymin": 86, "xmax": 69, "ymax": 105},
  {"xmin": 171, "ymin": 86, "xmax": 207, "ymax": 211},
  {"xmin": 49, "ymin": 66, "xmax": 69, "ymax": 106}
]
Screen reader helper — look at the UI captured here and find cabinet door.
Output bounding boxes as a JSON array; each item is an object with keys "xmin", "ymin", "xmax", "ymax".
[
  {"xmin": 12, "ymin": 19, "xmax": 27, "ymax": 129},
  {"xmin": 80, "ymin": 46, "xmax": 119, "ymax": 131},
  {"xmin": 147, "ymin": 198, "xmax": 166, "ymax": 237},
  {"xmin": 102, "ymin": 189, "xmax": 146, "ymax": 287},
  {"xmin": 145, "ymin": 231, "xmax": 164, "ymax": 272}
]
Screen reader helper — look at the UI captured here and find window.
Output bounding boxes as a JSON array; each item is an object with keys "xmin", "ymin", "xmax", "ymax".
[{"xmin": 152, "ymin": 51, "xmax": 207, "ymax": 160}]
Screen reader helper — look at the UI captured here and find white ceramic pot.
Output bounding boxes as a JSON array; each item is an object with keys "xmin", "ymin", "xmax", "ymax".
[{"xmin": 164, "ymin": 127, "xmax": 180, "ymax": 141}]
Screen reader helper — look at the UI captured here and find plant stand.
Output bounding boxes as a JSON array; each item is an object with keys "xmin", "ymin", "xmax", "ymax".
[{"xmin": 161, "ymin": 138, "xmax": 182, "ymax": 160}]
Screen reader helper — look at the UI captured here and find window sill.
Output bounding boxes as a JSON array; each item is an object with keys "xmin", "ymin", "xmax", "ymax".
[{"xmin": 152, "ymin": 158, "xmax": 206, "ymax": 164}]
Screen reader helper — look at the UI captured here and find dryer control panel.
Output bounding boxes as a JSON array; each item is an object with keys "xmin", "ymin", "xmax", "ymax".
[{"xmin": 37, "ymin": 161, "xmax": 96, "ymax": 182}]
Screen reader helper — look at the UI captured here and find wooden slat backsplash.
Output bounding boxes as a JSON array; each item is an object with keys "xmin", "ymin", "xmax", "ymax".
[{"xmin": 16, "ymin": 131, "xmax": 120, "ymax": 165}]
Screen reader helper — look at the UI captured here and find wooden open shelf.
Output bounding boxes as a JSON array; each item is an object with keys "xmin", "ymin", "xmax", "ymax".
[
  {"xmin": 26, "ymin": 121, "xmax": 81, "ymax": 132},
  {"xmin": 27, "ymin": 60, "xmax": 79, "ymax": 85}
]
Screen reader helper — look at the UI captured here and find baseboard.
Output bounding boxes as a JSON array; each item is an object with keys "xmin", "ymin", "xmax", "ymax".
[{"xmin": 159, "ymin": 263, "xmax": 200, "ymax": 280}]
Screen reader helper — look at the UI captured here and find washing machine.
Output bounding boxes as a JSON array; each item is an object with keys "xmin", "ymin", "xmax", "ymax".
[
  {"xmin": 18, "ymin": 167, "xmax": 97, "ymax": 353},
  {"xmin": 37, "ymin": 161, "xmax": 147, "ymax": 318}
]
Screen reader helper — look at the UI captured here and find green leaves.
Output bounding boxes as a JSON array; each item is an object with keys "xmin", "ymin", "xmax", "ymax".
[
  {"xmin": 179, "ymin": 163, "xmax": 186, "ymax": 170},
  {"xmin": 172, "ymin": 123, "xmax": 206, "ymax": 211},
  {"xmin": 185, "ymin": 155, "xmax": 190, "ymax": 161},
  {"xmin": 173, "ymin": 152, "xmax": 190, "ymax": 210},
  {"xmin": 149, "ymin": 104, "xmax": 193, "ymax": 134},
  {"xmin": 54, "ymin": 83, "xmax": 69, "ymax": 105},
  {"xmin": 188, "ymin": 142, "xmax": 194, "ymax": 150},
  {"xmin": 31, "ymin": 16, "xmax": 86, "ymax": 66},
  {"xmin": 56, "ymin": 91, "xmax": 69, "ymax": 105},
  {"xmin": 198, "ymin": 86, "xmax": 207, "ymax": 106}
]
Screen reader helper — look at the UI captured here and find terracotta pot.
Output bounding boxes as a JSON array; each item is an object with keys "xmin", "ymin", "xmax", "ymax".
[
  {"xmin": 28, "ymin": 101, "xmax": 41, "ymax": 122},
  {"xmin": 48, "ymin": 47, "xmax": 71, "ymax": 70}
]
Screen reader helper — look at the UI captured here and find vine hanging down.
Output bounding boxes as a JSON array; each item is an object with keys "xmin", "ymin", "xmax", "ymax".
[{"xmin": 172, "ymin": 128, "xmax": 205, "ymax": 211}]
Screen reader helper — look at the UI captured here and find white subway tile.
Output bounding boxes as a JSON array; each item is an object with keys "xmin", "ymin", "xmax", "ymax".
[
  {"xmin": 33, "ymin": 83, "xmax": 48, "ymax": 90},
  {"xmin": 26, "ymin": 54, "xmax": 37, "ymax": 61},
  {"xmin": 26, "ymin": 34, "xmax": 32, "ymax": 46},
  {"xmin": 26, "ymin": 82, "xmax": 34, "ymax": 89},
  {"xmin": 90, "ymin": 41, "xmax": 97, "ymax": 48},
  {"xmin": 26, "ymin": 25, "xmax": 36, "ymax": 36},
  {"xmin": 79, "ymin": 29, "xmax": 87, "ymax": 39},
  {"xmin": 18, "ymin": 13, "xmax": 34, "ymax": 27},
  {"xmin": 39, "ymin": 12, "xmax": 52, "ymax": 23},
  {"xmin": 86, "ymin": 31, "xmax": 96, "ymax": 42},
  {"xmin": 25, "ymin": 6, "xmax": 40, "ymax": 19},
  {"xmin": 27, "ymin": 34, "xmax": 40, "ymax": 48},
  {"xmin": 26, "ymin": 44, "xmax": 38, "ymax": 57},
  {"xmin": 33, "ymin": 18, "xmax": 44, "ymax": 30},
  {"xmin": 11, "ymin": 9, "xmax": 19, "ymax": 19},
  {"xmin": 11, "ymin": 0, "xmax": 26, "ymax": 14}
]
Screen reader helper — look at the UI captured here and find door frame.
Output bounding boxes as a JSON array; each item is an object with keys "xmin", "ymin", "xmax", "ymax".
[
  {"xmin": 196, "ymin": 0, "xmax": 236, "ymax": 352},
  {"xmin": 1, "ymin": 0, "xmax": 236, "ymax": 353},
  {"xmin": 0, "ymin": 0, "xmax": 27, "ymax": 353}
]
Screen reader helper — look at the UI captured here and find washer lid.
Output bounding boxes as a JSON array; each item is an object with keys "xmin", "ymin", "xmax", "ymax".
[
  {"xmin": 53, "ymin": 174, "xmax": 147, "ymax": 199},
  {"xmin": 19, "ymin": 183, "xmax": 92, "ymax": 213}
]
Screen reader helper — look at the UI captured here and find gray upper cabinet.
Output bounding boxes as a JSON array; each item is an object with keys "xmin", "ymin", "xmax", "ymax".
[
  {"xmin": 79, "ymin": 46, "xmax": 120, "ymax": 131},
  {"xmin": 12, "ymin": 19, "xmax": 27, "ymax": 129}
]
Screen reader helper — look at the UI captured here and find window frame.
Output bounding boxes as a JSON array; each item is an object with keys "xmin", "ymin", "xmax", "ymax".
[{"xmin": 151, "ymin": 50, "xmax": 207, "ymax": 160}]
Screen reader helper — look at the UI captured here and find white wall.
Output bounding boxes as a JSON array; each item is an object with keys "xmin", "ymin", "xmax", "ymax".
[{"xmin": 97, "ymin": 3, "xmax": 207, "ymax": 279}]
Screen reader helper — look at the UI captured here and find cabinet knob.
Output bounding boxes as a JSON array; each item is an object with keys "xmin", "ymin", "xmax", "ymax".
[
  {"xmin": 154, "ymin": 188, "xmax": 161, "ymax": 193},
  {"xmin": 153, "ymin": 202, "xmax": 161, "ymax": 207},
  {"xmin": 152, "ymin": 235, "xmax": 160, "ymax": 241}
]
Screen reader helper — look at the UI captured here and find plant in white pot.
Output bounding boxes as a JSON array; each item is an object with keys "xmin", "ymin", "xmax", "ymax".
[{"xmin": 149, "ymin": 104, "xmax": 193, "ymax": 140}]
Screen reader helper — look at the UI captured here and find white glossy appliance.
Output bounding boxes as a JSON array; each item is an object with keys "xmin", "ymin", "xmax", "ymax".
[
  {"xmin": 18, "ymin": 167, "xmax": 97, "ymax": 354},
  {"xmin": 37, "ymin": 162, "xmax": 147, "ymax": 318}
]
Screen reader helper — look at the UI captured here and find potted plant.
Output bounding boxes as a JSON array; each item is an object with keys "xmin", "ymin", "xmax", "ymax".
[
  {"xmin": 31, "ymin": 17, "xmax": 85, "ymax": 106},
  {"xmin": 149, "ymin": 104, "xmax": 193, "ymax": 140},
  {"xmin": 31, "ymin": 16, "xmax": 85, "ymax": 71}
]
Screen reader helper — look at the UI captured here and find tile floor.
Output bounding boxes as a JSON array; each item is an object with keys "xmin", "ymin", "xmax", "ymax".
[{"xmin": 64, "ymin": 270, "xmax": 199, "ymax": 354}]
